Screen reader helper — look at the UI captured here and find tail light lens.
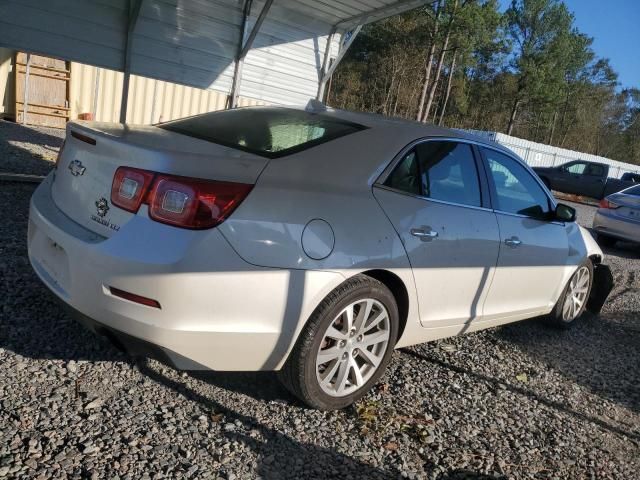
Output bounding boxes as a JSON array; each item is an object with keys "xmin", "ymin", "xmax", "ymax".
[
  {"xmin": 111, "ymin": 167, "xmax": 252, "ymax": 229},
  {"xmin": 111, "ymin": 167, "xmax": 155, "ymax": 212},
  {"xmin": 598, "ymin": 198, "xmax": 619, "ymax": 209}
]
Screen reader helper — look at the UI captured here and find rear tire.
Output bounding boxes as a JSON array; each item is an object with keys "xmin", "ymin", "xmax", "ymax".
[
  {"xmin": 279, "ymin": 275, "xmax": 398, "ymax": 410},
  {"xmin": 596, "ymin": 233, "xmax": 616, "ymax": 248},
  {"xmin": 546, "ymin": 259, "xmax": 593, "ymax": 329}
]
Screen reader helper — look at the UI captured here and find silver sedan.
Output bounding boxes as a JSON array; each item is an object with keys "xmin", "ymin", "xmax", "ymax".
[{"xmin": 593, "ymin": 184, "xmax": 640, "ymax": 246}]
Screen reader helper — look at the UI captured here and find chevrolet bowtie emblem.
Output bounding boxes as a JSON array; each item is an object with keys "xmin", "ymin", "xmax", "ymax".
[{"xmin": 68, "ymin": 159, "xmax": 86, "ymax": 176}]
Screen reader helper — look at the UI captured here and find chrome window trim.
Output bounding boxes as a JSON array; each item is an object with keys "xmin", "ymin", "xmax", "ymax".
[
  {"xmin": 492, "ymin": 209, "xmax": 566, "ymax": 226},
  {"xmin": 376, "ymin": 135, "xmax": 562, "ymax": 222},
  {"xmin": 373, "ymin": 184, "xmax": 493, "ymax": 213}
]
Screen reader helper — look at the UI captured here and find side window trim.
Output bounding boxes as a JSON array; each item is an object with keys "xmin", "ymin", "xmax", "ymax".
[
  {"xmin": 478, "ymin": 145, "xmax": 557, "ymax": 220},
  {"xmin": 376, "ymin": 137, "xmax": 492, "ymax": 210}
]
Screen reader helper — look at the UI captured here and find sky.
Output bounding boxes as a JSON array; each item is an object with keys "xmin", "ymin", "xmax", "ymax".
[{"xmin": 499, "ymin": 0, "xmax": 640, "ymax": 90}]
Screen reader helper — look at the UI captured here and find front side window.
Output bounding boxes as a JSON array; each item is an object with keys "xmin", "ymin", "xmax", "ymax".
[
  {"xmin": 158, "ymin": 108, "xmax": 366, "ymax": 158},
  {"xmin": 484, "ymin": 148, "xmax": 551, "ymax": 218},
  {"xmin": 566, "ymin": 162, "xmax": 587, "ymax": 174}
]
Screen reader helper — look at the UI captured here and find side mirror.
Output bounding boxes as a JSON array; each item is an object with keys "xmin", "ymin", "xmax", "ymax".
[{"xmin": 555, "ymin": 203, "xmax": 576, "ymax": 222}]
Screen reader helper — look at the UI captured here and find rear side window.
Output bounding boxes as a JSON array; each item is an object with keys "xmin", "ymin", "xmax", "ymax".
[
  {"xmin": 586, "ymin": 164, "xmax": 606, "ymax": 176},
  {"xmin": 417, "ymin": 142, "xmax": 481, "ymax": 207},
  {"xmin": 385, "ymin": 150, "xmax": 420, "ymax": 195},
  {"xmin": 385, "ymin": 141, "xmax": 481, "ymax": 208},
  {"xmin": 158, "ymin": 108, "xmax": 366, "ymax": 158}
]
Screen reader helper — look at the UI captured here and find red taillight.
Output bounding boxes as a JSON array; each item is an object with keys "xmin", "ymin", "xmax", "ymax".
[
  {"xmin": 55, "ymin": 140, "xmax": 66, "ymax": 169},
  {"xmin": 110, "ymin": 167, "xmax": 253, "ymax": 229},
  {"xmin": 598, "ymin": 198, "xmax": 619, "ymax": 209},
  {"xmin": 111, "ymin": 167, "xmax": 155, "ymax": 212}
]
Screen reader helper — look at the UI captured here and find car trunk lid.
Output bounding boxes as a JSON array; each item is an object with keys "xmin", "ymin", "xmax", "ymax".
[
  {"xmin": 609, "ymin": 191, "xmax": 640, "ymax": 222},
  {"xmin": 51, "ymin": 121, "xmax": 268, "ymax": 237}
]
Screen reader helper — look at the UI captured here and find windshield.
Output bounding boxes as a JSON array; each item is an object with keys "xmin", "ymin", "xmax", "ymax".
[{"xmin": 158, "ymin": 108, "xmax": 367, "ymax": 158}]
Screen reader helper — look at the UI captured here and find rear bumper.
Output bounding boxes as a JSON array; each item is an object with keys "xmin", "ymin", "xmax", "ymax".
[
  {"xmin": 593, "ymin": 209, "xmax": 640, "ymax": 243},
  {"xmin": 58, "ymin": 300, "xmax": 193, "ymax": 369},
  {"xmin": 28, "ymin": 174, "xmax": 344, "ymax": 371}
]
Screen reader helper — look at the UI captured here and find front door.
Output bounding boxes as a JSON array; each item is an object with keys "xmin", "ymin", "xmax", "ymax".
[
  {"xmin": 480, "ymin": 148, "xmax": 569, "ymax": 318},
  {"xmin": 374, "ymin": 140, "xmax": 501, "ymax": 329}
]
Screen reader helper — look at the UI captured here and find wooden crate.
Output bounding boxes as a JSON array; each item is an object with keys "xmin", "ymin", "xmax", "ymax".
[{"xmin": 15, "ymin": 52, "xmax": 70, "ymax": 128}]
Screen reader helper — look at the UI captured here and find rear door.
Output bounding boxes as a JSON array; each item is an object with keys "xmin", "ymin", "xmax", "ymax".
[
  {"xmin": 582, "ymin": 163, "xmax": 607, "ymax": 198},
  {"xmin": 480, "ymin": 148, "xmax": 569, "ymax": 318},
  {"xmin": 374, "ymin": 140, "xmax": 500, "ymax": 329}
]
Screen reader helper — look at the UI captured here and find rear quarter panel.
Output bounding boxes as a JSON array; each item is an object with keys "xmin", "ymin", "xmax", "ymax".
[{"xmin": 218, "ymin": 128, "xmax": 424, "ymax": 347}]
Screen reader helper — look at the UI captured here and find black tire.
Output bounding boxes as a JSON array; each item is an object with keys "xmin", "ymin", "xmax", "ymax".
[
  {"xmin": 596, "ymin": 233, "xmax": 617, "ymax": 248},
  {"xmin": 546, "ymin": 259, "xmax": 594, "ymax": 329},
  {"xmin": 279, "ymin": 275, "xmax": 399, "ymax": 410}
]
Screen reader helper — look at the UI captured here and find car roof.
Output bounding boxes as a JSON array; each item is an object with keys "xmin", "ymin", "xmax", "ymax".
[{"xmin": 298, "ymin": 102, "xmax": 516, "ymax": 157}]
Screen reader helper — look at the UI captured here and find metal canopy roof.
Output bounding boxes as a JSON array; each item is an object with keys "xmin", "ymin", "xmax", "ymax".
[{"xmin": 0, "ymin": 0, "xmax": 429, "ymax": 119}]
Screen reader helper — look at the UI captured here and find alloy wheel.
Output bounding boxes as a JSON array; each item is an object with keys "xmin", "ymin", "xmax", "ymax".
[
  {"xmin": 562, "ymin": 266, "xmax": 590, "ymax": 321},
  {"xmin": 315, "ymin": 299, "xmax": 390, "ymax": 397}
]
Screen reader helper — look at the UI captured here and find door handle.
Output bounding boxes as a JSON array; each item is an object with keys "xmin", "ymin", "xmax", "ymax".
[
  {"xmin": 411, "ymin": 227, "xmax": 438, "ymax": 241},
  {"xmin": 504, "ymin": 236, "xmax": 522, "ymax": 247}
]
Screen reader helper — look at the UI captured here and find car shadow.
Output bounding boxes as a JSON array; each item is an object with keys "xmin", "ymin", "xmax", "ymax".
[
  {"xmin": 401, "ymin": 345, "xmax": 640, "ymax": 443},
  {"xmin": 138, "ymin": 360, "xmax": 401, "ymax": 480},
  {"xmin": 493, "ymin": 313, "xmax": 640, "ymax": 416}
]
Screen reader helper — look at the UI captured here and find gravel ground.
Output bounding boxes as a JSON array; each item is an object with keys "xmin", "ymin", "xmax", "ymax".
[
  {"xmin": 0, "ymin": 120, "xmax": 64, "ymax": 176},
  {"xmin": 1, "ymin": 122, "xmax": 639, "ymax": 479}
]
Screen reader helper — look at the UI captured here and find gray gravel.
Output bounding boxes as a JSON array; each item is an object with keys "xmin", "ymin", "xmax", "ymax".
[
  {"xmin": 0, "ymin": 120, "xmax": 64, "ymax": 176},
  {"xmin": 1, "ymin": 122, "xmax": 639, "ymax": 479}
]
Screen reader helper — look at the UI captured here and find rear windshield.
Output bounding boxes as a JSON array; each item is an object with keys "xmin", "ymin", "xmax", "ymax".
[
  {"xmin": 624, "ymin": 184, "xmax": 640, "ymax": 196},
  {"xmin": 158, "ymin": 107, "xmax": 367, "ymax": 158}
]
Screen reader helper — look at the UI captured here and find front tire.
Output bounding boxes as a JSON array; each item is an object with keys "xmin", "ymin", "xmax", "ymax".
[
  {"xmin": 546, "ymin": 259, "xmax": 593, "ymax": 329},
  {"xmin": 596, "ymin": 233, "xmax": 617, "ymax": 248},
  {"xmin": 279, "ymin": 275, "xmax": 399, "ymax": 410}
]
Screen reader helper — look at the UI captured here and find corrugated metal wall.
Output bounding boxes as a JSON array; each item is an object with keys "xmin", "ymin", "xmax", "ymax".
[
  {"xmin": 0, "ymin": 0, "xmax": 341, "ymax": 107},
  {"xmin": 70, "ymin": 62, "xmax": 267, "ymax": 125},
  {"xmin": 131, "ymin": 0, "xmax": 241, "ymax": 93},
  {"xmin": 0, "ymin": 50, "xmax": 266, "ymax": 124},
  {"xmin": 465, "ymin": 129, "xmax": 640, "ymax": 179},
  {"xmin": 240, "ymin": 0, "xmax": 339, "ymax": 105},
  {"xmin": 0, "ymin": 0, "xmax": 128, "ymax": 71}
]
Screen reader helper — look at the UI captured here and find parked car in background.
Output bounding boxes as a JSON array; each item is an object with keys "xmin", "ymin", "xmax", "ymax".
[
  {"xmin": 593, "ymin": 184, "xmax": 640, "ymax": 247},
  {"xmin": 28, "ymin": 105, "xmax": 610, "ymax": 410},
  {"xmin": 533, "ymin": 160, "xmax": 640, "ymax": 199},
  {"xmin": 621, "ymin": 172, "xmax": 640, "ymax": 183}
]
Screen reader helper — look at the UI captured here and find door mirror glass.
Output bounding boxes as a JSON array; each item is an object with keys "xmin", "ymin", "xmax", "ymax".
[{"xmin": 555, "ymin": 203, "xmax": 576, "ymax": 222}]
